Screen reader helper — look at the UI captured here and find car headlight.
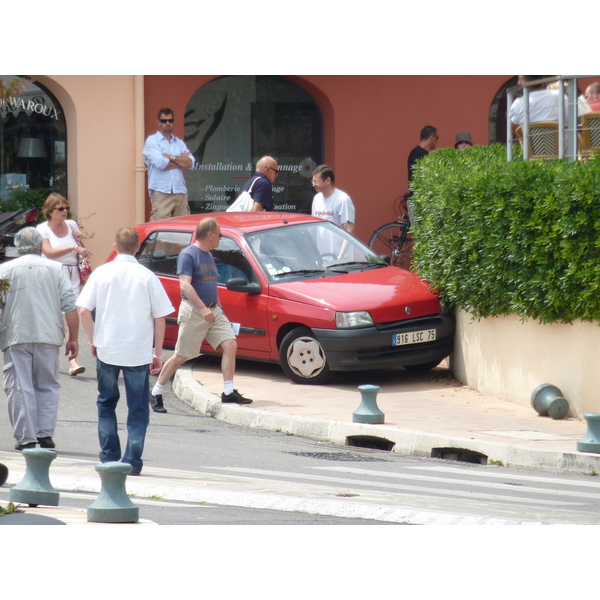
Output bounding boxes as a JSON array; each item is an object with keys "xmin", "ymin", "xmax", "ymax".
[{"xmin": 335, "ymin": 311, "xmax": 374, "ymax": 329}]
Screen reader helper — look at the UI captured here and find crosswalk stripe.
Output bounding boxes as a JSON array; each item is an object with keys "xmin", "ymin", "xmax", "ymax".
[
  {"xmin": 204, "ymin": 466, "xmax": 579, "ymax": 506},
  {"xmin": 405, "ymin": 465, "xmax": 600, "ymax": 488},
  {"xmin": 311, "ymin": 466, "xmax": 600, "ymax": 500}
]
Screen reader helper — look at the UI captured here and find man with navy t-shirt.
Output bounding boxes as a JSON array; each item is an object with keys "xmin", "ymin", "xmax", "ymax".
[
  {"xmin": 243, "ymin": 156, "xmax": 279, "ymax": 211},
  {"xmin": 151, "ymin": 217, "xmax": 252, "ymax": 411}
]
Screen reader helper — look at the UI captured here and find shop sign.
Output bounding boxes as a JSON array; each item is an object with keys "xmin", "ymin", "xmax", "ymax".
[{"xmin": 0, "ymin": 95, "xmax": 60, "ymax": 120}]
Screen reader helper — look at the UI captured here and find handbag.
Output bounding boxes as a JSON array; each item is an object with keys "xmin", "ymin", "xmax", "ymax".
[
  {"xmin": 226, "ymin": 177, "xmax": 259, "ymax": 212},
  {"xmin": 68, "ymin": 221, "xmax": 92, "ymax": 285}
]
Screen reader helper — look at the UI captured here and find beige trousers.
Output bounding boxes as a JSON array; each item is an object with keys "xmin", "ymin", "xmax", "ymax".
[{"xmin": 150, "ymin": 191, "xmax": 190, "ymax": 221}]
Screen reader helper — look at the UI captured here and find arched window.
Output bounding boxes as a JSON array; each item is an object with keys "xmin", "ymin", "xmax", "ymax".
[
  {"xmin": 488, "ymin": 76, "xmax": 518, "ymax": 145},
  {"xmin": 0, "ymin": 76, "xmax": 67, "ymax": 203},
  {"xmin": 184, "ymin": 75, "xmax": 323, "ymax": 214}
]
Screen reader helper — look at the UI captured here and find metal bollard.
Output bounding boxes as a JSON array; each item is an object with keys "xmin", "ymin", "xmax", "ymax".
[
  {"xmin": 87, "ymin": 462, "xmax": 139, "ymax": 523},
  {"xmin": 10, "ymin": 448, "xmax": 59, "ymax": 507},
  {"xmin": 577, "ymin": 413, "xmax": 600, "ymax": 453},
  {"xmin": 353, "ymin": 385, "xmax": 385, "ymax": 424},
  {"xmin": 530, "ymin": 384, "xmax": 569, "ymax": 419}
]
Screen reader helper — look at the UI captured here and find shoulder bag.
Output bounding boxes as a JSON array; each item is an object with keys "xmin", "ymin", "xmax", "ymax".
[
  {"xmin": 226, "ymin": 177, "xmax": 259, "ymax": 212},
  {"xmin": 68, "ymin": 221, "xmax": 92, "ymax": 285}
]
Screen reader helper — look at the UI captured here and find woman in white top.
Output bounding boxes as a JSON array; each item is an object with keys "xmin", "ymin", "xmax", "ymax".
[{"xmin": 37, "ymin": 193, "xmax": 92, "ymax": 376}]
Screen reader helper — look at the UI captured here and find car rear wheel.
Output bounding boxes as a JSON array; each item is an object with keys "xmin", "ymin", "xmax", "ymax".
[{"xmin": 279, "ymin": 327, "xmax": 332, "ymax": 385}]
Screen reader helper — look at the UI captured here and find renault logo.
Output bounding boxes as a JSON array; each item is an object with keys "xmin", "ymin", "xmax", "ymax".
[{"xmin": 405, "ymin": 306, "xmax": 411, "ymax": 315}]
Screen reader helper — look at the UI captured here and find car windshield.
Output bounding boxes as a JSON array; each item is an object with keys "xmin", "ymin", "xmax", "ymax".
[{"xmin": 246, "ymin": 221, "xmax": 386, "ymax": 282}]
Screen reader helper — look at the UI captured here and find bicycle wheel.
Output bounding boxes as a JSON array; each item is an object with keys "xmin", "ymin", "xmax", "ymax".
[{"xmin": 368, "ymin": 222, "xmax": 412, "ymax": 269}]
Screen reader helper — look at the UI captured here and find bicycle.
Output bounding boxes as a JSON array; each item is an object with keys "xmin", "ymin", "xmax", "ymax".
[{"xmin": 368, "ymin": 194, "xmax": 414, "ymax": 270}]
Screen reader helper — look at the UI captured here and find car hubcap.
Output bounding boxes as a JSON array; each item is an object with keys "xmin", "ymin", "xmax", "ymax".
[{"xmin": 286, "ymin": 337, "xmax": 326, "ymax": 378}]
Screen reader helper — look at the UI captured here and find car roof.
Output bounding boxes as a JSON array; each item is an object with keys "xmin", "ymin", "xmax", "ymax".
[{"xmin": 138, "ymin": 212, "xmax": 321, "ymax": 235}]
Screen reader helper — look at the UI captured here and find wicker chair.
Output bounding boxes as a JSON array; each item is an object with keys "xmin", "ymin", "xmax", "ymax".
[
  {"xmin": 515, "ymin": 121, "xmax": 559, "ymax": 159},
  {"xmin": 578, "ymin": 112, "xmax": 600, "ymax": 159}
]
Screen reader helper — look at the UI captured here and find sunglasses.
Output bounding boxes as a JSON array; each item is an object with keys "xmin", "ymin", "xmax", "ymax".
[
  {"xmin": 55, "ymin": 206, "xmax": 69, "ymax": 212},
  {"xmin": 160, "ymin": 118, "xmax": 174, "ymax": 124}
]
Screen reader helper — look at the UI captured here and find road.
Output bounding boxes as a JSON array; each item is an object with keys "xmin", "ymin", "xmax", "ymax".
[{"xmin": 2, "ymin": 332, "xmax": 600, "ymax": 525}]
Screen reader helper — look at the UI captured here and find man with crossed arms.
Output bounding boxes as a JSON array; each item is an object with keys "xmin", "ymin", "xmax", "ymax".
[{"xmin": 143, "ymin": 107, "xmax": 195, "ymax": 221}]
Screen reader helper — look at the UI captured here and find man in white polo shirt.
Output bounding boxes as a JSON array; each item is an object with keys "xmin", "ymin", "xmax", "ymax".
[{"xmin": 77, "ymin": 228, "xmax": 174, "ymax": 476}]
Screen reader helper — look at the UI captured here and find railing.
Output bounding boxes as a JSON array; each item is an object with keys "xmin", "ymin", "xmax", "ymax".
[{"xmin": 506, "ymin": 75, "xmax": 595, "ymax": 161}]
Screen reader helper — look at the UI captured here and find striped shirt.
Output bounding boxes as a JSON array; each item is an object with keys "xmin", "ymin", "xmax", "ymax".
[{"xmin": 77, "ymin": 254, "xmax": 174, "ymax": 366}]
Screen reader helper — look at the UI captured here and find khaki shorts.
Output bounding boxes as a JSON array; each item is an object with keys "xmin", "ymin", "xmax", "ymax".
[
  {"xmin": 174, "ymin": 300, "xmax": 235, "ymax": 359},
  {"xmin": 150, "ymin": 191, "xmax": 190, "ymax": 221}
]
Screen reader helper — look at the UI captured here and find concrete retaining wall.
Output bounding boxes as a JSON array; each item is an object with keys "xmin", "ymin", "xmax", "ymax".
[{"xmin": 450, "ymin": 309, "xmax": 600, "ymax": 418}]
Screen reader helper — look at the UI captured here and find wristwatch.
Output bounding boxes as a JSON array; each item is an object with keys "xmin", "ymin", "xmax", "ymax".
[{"xmin": 170, "ymin": 155, "xmax": 176, "ymax": 161}]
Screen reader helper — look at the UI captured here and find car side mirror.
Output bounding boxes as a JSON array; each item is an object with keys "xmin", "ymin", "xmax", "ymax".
[
  {"xmin": 226, "ymin": 278, "xmax": 262, "ymax": 295},
  {"xmin": 379, "ymin": 254, "xmax": 391, "ymax": 265}
]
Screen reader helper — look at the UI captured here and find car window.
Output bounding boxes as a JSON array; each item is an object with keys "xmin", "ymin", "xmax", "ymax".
[
  {"xmin": 211, "ymin": 237, "xmax": 253, "ymax": 285},
  {"xmin": 246, "ymin": 222, "xmax": 384, "ymax": 282},
  {"xmin": 136, "ymin": 231, "xmax": 193, "ymax": 277}
]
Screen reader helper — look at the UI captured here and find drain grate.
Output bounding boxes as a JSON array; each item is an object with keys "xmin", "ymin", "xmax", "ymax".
[
  {"xmin": 431, "ymin": 447, "xmax": 488, "ymax": 465},
  {"xmin": 287, "ymin": 451, "xmax": 387, "ymax": 462},
  {"xmin": 346, "ymin": 435, "xmax": 396, "ymax": 452}
]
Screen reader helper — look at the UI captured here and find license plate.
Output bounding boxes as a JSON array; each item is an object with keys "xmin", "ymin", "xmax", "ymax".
[{"xmin": 392, "ymin": 329, "xmax": 436, "ymax": 346}]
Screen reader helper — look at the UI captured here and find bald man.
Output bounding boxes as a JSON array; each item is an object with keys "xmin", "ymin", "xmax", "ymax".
[
  {"xmin": 585, "ymin": 83, "xmax": 600, "ymax": 112},
  {"xmin": 242, "ymin": 156, "xmax": 279, "ymax": 212}
]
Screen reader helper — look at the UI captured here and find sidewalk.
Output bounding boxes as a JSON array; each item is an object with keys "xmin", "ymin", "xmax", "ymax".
[{"xmin": 176, "ymin": 356, "xmax": 600, "ymax": 476}]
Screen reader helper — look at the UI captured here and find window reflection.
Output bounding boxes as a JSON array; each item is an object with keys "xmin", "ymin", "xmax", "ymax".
[
  {"xmin": 0, "ymin": 76, "xmax": 67, "ymax": 204},
  {"xmin": 247, "ymin": 222, "xmax": 383, "ymax": 282}
]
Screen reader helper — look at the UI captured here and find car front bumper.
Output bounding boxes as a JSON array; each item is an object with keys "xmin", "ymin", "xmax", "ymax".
[{"xmin": 312, "ymin": 313, "xmax": 455, "ymax": 372}]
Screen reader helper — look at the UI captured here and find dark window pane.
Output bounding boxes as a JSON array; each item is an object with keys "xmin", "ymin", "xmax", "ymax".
[{"xmin": 184, "ymin": 76, "xmax": 323, "ymax": 215}]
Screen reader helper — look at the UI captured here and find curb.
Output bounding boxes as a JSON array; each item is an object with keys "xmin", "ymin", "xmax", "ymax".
[{"xmin": 173, "ymin": 364, "xmax": 600, "ymax": 476}]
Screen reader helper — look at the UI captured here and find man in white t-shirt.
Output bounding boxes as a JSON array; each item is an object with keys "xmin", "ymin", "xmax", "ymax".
[
  {"xmin": 77, "ymin": 228, "xmax": 174, "ymax": 476},
  {"xmin": 509, "ymin": 76, "xmax": 567, "ymax": 137},
  {"xmin": 311, "ymin": 165, "xmax": 356, "ymax": 260}
]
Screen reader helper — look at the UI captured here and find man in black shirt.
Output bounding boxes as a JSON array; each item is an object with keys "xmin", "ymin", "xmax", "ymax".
[{"xmin": 407, "ymin": 125, "xmax": 438, "ymax": 183}]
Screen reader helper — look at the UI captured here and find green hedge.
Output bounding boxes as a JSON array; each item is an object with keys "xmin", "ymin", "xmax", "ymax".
[{"xmin": 409, "ymin": 144, "xmax": 600, "ymax": 324}]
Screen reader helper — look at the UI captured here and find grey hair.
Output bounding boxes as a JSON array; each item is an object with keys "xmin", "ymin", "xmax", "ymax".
[{"xmin": 15, "ymin": 227, "xmax": 43, "ymax": 255}]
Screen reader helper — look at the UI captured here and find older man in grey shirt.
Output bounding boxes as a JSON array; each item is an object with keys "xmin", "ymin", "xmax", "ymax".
[{"xmin": 0, "ymin": 227, "xmax": 78, "ymax": 450}]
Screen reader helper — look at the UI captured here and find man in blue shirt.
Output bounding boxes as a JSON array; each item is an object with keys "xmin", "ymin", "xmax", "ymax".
[
  {"xmin": 150, "ymin": 217, "xmax": 252, "ymax": 412},
  {"xmin": 243, "ymin": 156, "xmax": 278, "ymax": 211},
  {"xmin": 143, "ymin": 108, "xmax": 196, "ymax": 221}
]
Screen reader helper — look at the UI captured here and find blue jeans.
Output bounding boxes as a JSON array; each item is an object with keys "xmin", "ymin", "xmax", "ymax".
[{"xmin": 96, "ymin": 359, "xmax": 150, "ymax": 474}]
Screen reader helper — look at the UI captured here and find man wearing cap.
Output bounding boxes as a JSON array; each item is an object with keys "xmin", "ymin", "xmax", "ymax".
[{"xmin": 455, "ymin": 132, "xmax": 473, "ymax": 149}]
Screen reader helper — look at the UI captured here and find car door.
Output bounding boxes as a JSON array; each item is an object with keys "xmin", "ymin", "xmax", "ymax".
[
  {"xmin": 210, "ymin": 235, "xmax": 272, "ymax": 358},
  {"xmin": 136, "ymin": 229, "xmax": 193, "ymax": 348}
]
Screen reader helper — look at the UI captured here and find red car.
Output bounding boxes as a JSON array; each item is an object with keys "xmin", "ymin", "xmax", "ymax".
[{"xmin": 109, "ymin": 213, "xmax": 454, "ymax": 384}]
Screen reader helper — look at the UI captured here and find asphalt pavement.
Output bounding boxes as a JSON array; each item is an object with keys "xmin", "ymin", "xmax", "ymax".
[
  {"xmin": 181, "ymin": 355, "xmax": 600, "ymax": 475},
  {"xmin": 3, "ymin": 352, "xmax": 600, "ymax": 526}
]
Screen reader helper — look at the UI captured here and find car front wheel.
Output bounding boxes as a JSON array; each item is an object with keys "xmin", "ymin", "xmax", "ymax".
[{"xmin": 279, "ymin": 327, "xmax": 332, "ymax": 385}]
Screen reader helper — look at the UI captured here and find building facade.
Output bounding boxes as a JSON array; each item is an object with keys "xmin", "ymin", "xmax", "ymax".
[{"xmin": 2, "ymin": 74, "xmax": 538, "ymax": 260}]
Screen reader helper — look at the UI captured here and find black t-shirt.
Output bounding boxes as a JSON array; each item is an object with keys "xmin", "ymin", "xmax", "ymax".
[{"xmin": 407, "ymin": 146, "xmax": 429, "ymax": 182}]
